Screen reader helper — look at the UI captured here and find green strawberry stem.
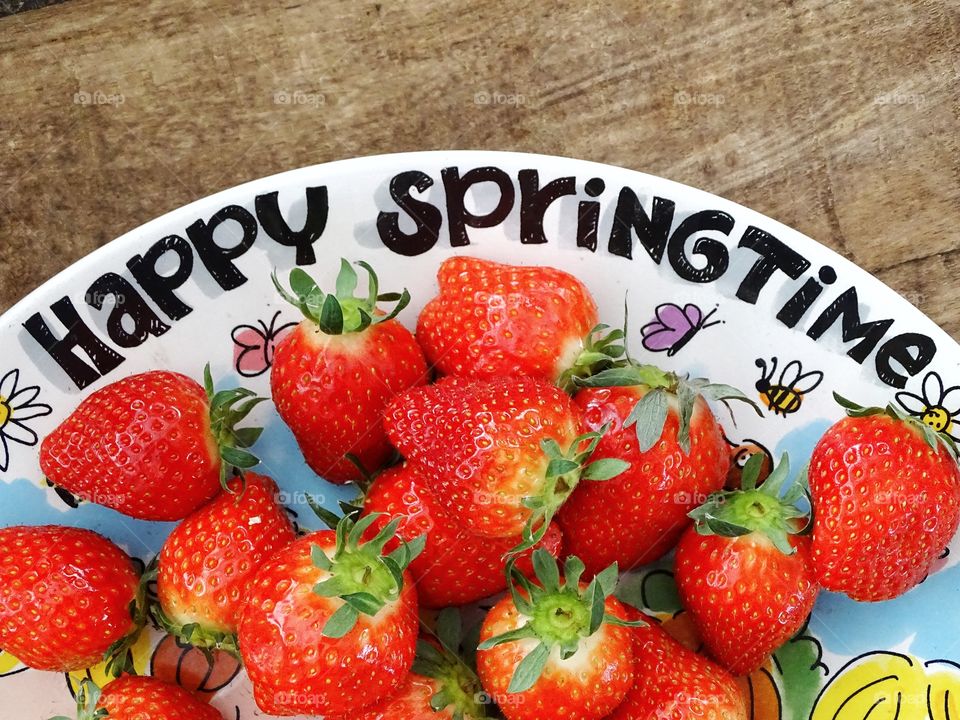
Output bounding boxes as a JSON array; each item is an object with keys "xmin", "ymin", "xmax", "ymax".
[
  {"xmin": 513, "ymin": 427, "xmax": 630, "ymax": 555},
  {"xmin": 688, "ymin": 453, "xmax": 810, "ymax": 555},
  {"xmin": 835, "ymin": 392, "xmax": 959, "ymax": 460},
  {"xmin": 101, "ymin": 557, "xmax": 155, "ymax": 678},
  {"xmin": 478, "ymin": 551, "xmax": 642, "ymax": 694},
  {"xmin": 201, "ymin": 364, "xmax": 265, "ymax": 492},
  {"xmin": 149, "ymin": 603, "xmax": 240, "ymax": 659},
  {"xmin": 558, "ymin": 323, "xmax": 629, "ymax": 393},
  {"xmin": 272, "ymin": 259, "xmax": 411, "ymax": 335},
  {"xmin": 312, "ymin": 513, "xmax": 426, "ymax": 639},
  {"xmin": 576, "ymin": 363, "xmax": 762, "ymax": 454},
  {"xmin": 413, "ymin": 608, "xmax": 490, "ymax": 719},
  {"xmin": 48, "ymin": 678, "xmax": 106, "ymax": 720}
]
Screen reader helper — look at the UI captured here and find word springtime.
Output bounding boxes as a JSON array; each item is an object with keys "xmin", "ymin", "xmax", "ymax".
[{"xmin": 23, "ymin": 165, "xmax": 933, "ymax": 390}]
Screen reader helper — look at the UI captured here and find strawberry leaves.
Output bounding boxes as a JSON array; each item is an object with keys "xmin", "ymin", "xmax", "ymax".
[
  {"xmin": 688, "ymin": 453, "xmax": 811, "ymax": 556},
  {"xmin": 202, "ymin": 363, "xmax": 265, "ymax": 490},
  {"xmin": 579, "ymin": 363, "xmax": 762, "ymax": 454},
  {"xmin": 514, "ymin": 427, "xmax": 629, "ymax": 554},
  {"xmin": 835, "ymin": 392, "xmax": 960, "ymax": 460},
  {"xmin": 273, "ymin": 259, "xmax": 411, "ymax": 336},
  {"xmin": 311, "ymin": 513, "xmax": 426, "ymax": 639},
  {"xmin": 49, "ymin": 678, "xmax": 106, "ymax": 720},
  {"xmin": 478, "ymin": 550, "xmax": 642, "ymax": 694}
]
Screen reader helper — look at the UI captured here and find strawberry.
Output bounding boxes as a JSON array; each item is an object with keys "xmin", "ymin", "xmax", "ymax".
[
  {"xmin": 558, "ymin": 365, "xmax": 757, "ymax": 576},
  {"xmin": 349, "ymin": 608, "xmax": 490, "ymax": 720},
  {"xmin": 385, "ymin": 375, "xmax": 628, "ymax": 540},
  {"xmin": 237, "ymin": 514, "xmax": 424, "ymax": 716},
  {"xmin": 608, "ymin": 612, "xmax": 746, "ymax": 720},
  {"xmin": 52, "ymin": 675, "xmax": 223, "ymax": 720},
  {"xmin": 809, "ymin": 395, "xmax": 960, "ymax": 601},
  {"xmin": 362, "ymin": 462, "xmax": 563, "ymax": 607},
  {"xmin": 415, "ymin": 256, "xmax": 599, "ymax": 384},
  {"xmin": 674, "ymin": 454, "xmax": 819, "ymax": 675},
  {"xmin": 271, "ymin": 260, "xmax": 428, "ymax": 483},
  {"xmin": 40, "ymin": 367, "xmax": 263, "ymax": 520},
  {"xmin": 476, "ymin": 551, "xmax": 636, "ymax": 720},
  {"xmin": 154, "ymin": 472, "xmax": 296, "ymax": 651},
  {"xmin": 0, "ymin": 525, "xmax": 144, "ymax": 672}
]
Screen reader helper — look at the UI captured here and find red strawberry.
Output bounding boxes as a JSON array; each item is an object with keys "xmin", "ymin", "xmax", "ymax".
[
  {"xmin": 608, "ymin": 612, "xmax": 746, "ymax": 720},
  {"xmin": 674, "ymin": 454, "xmax": 819, "ymax": 675},
  {"xmin": 416, "ymin": 256, "xmax": 599, "ymax": 384},
  {"xmin": 362, "ymin": 462, "xmax": 563, "ymax": 607},
  {"xmin": 59, "ymin": 675, "xmax": 223, "ymax": 720},
  {"xmin": 809, "ymin": 396, "xmax": 960, "ymax": 600},
  {"xmin": 237, "ymin": 514, "xmax": 423, "ymax": 716},
  {"xmin": 271, "ymin": 260, "xmax": 428, "ymax": 483},
  {"xmin": 477, "ymin": 552, "xmax": 636, "ymax": 720},
  {"xmin": 385, "ymin": 375, "xmax": 628, "ymax": 540},
  {"xmin": 558, "ymin": 366, "xmax": 755, "ymax": 576},
  {"xmin": 348, "ymin": 609, "xmax": 489, "ymax": 720},
  {"xmin": 0, "ymin": 525, "xmax": 143, "ymax": 672},
  {"xmin": 40, "ymin": 367, "xmax": 263, "ymax": 520},
  {"xmin": 155, "ymin": 472, "xmax": 296, "ymax": 650}
]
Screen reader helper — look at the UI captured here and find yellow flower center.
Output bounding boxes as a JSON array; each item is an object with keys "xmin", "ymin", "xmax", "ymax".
[
  {"xmin": 922, "ymin": 406, "xmax": 951, "ymax": 433},
  {"xmin": 0, "ymin": 397, "xmax": 9, "ymax": 428}
]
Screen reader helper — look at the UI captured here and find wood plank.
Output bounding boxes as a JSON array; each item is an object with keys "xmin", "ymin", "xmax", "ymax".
[{"xmin": 1, "ymin": 0, "xmax": 957, "ymax": 339}]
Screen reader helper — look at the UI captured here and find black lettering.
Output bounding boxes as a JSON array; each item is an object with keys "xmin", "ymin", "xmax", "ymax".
[
  {"xmin": 377, "ymin": 171, "xmax": 443, "ymax": 256},
  {"xmin": 23, "ymin": 298, "xmax": 124, "ymax": 389},
  {"xmin": 608, "ymin": 188, "xmax": 674, "ymax": 261},
  {"xmin": 736, "ymin": 227, "xmax": 811, "ymax": 304},
  {"xmin": 186, "ymin": 205, "xmax": 258, "ymax": 291},
  {"xmin": 875, "ymin": 333, "xmax": 936, "ymax": 388},
  {"xmin": 85, "ymin": 274, "xmax": 170, "ymax": 349},
  {"xmin": 807, "ymin": 287, "xmax": 894, "ymax": 363},
  {"xmin": 576, "ymin": 178, "xmax": 605, "ymax": 252},
  {"xmin": 667, "ymin": 210, "xmax": 733, "ymax": 283},
  {"xmin": 777, "ymin": 265, "xmax": 837, "ymax": 328},
  {"xmin": 255, "ymin": 186, "xmax": 328, "ymax": 266},
  {"xmin": 441, "ymin": 167, "xmax": 515, "ymax": 247},
  {"xmin": 518, "ymin": 169, "xmax": 576, "ymax": 245},
  {"xmin": 127, "ymin": 235, "xmax": 194, "ymax": 321}
]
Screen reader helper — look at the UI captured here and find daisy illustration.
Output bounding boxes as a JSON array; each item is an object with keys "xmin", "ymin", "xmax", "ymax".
[
  {"xmin": 895, "ymin": 370, "xmax": 960, "ymax": 441},
  {"xmin": 0, "ymin": 369, "xmax": 53, "ymax": 473}
]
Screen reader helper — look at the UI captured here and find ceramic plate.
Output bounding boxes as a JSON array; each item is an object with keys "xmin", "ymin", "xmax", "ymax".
[{"xmin": 3, "ymin": 151, "xmax": 959, "ymax": 718}]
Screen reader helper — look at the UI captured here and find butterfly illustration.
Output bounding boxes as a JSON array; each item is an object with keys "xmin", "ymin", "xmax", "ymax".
[
  {"xmin": 640, "ymin": 303, "xmax": 721, "ymax": 356},
  {"xmin": 232, "ymin": 311, "xmax": 297, "ymax": 378}
]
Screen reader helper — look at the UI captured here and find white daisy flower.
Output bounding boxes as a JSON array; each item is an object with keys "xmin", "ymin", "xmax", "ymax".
[{"xmin": 0, "ymin": 369, "xmax": 53, "ymax": 472}]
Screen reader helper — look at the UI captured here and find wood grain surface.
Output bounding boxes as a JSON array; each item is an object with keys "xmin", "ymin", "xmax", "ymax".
[{"xmin": 1, "ymin": 0, "xmax": 957, "ymax": 336}]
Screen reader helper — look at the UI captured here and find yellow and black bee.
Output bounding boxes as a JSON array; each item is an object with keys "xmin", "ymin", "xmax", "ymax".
[{"xmin": 755, "ymin": 357, "xmax": 824, "ymax": 417}]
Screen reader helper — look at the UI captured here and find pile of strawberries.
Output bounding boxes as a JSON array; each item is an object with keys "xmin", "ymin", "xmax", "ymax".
[{"xmin": 3, "ymin": 255, "xmax": 960, "ymax": 720}]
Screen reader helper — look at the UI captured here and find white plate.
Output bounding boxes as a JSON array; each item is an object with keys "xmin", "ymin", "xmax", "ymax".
[{"xmin": 2, "ymin": 151, "xmax": 959, "ymax": 718}]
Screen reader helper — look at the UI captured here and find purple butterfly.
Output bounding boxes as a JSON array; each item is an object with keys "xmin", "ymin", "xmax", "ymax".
[{"xmin": 640, "ymin": 303, "xmax": 721, "ymax": 356}]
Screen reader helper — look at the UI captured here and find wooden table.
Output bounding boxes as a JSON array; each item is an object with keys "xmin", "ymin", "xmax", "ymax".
[{"xmin": 2, "ymin": 0, "xmax": 958, "ymax": 336}]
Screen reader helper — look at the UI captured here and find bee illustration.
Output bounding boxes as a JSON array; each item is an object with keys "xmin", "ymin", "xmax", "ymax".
[{"xmin": 754, "ymin": 357, "xmax": 824, "ymax": 417}]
